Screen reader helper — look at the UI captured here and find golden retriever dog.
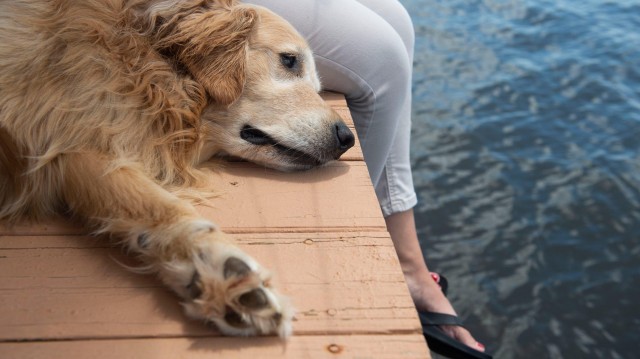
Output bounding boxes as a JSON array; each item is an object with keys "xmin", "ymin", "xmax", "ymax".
[{"xmin": 0, "ymin": 0, "xmax": 355, "ymax": 337}]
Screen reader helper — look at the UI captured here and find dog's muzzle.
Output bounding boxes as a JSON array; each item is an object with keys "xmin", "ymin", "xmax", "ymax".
[{"xmin": 240, "ymin": 122, "xmax": 355, "ymax": 167}]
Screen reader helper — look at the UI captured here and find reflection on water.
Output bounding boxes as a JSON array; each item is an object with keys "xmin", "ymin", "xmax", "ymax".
[{"xmin": 402, "ymin": 0, "xmax": 640, "ymax": 357}]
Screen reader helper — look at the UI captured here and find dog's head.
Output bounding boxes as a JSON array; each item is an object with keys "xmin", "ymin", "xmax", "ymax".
[{"xmin": 144, "ymin": 0, "xmax": 355, "ymax": 171}]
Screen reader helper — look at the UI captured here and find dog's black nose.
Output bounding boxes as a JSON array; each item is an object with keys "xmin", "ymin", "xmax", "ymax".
[{"xmin": 334, "ymin": 122, "xmax": 355, "ymax": 150}]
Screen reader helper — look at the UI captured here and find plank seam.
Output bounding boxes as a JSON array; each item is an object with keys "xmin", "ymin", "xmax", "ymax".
[{"xmin": 0, "ymin": 329, "xmax": 422, "ymax": 344}]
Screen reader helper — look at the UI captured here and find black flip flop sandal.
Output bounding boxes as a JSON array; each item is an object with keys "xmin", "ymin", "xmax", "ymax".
[{"xmin": 419, "ymin": 311, "xmax": 492, "ymax": 359}]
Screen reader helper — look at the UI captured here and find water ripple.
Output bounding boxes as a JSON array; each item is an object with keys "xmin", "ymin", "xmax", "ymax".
[{"xmin": 404, "ymin": 0, "xmax": 640, "ymax": 357}]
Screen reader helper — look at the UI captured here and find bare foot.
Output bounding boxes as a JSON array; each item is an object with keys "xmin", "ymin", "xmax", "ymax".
[
  {"xmin": 404, "ymin": 270, "xmax": 485, "ymax": 352},
  {"xmin": 383, "ymin": 210, "xmax": 485, "ymax": 352}
]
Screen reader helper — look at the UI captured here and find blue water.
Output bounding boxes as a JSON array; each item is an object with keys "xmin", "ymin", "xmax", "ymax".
[{"xmin": 402, "ymin": 1, "xmax": 640, "ymax": 358}]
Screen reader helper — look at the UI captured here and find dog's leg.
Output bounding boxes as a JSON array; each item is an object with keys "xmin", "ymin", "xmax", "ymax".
[{"xmin": 60, "ymin": 152, "xmax": 293, "ymax": 337}]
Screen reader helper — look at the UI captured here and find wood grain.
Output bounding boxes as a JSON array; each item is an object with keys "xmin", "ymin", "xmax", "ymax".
[
  {"xmin": 0, "ymin": 93, "xmax": 430, "ymax": 358},
  {"xmin": 0, "ymin": 335, "xmax": 429, "ymax": 359},
  {"xmin": 0, "ymin": 232, "xmax": 419, "ymax": 341},
  {"xmin": 0, "ymin": 162, "xmax": 385, "ymax": 236}
]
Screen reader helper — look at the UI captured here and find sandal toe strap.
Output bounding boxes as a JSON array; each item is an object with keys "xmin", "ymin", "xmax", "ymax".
[{"xmin": 419, "ymin": 311, "xmax": 465, "ymax": 327}]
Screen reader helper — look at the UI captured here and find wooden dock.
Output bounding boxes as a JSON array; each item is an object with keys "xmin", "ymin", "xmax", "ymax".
[{"xmin": 0, "ymin": 93, "xmax": 431, "ymax": 358}]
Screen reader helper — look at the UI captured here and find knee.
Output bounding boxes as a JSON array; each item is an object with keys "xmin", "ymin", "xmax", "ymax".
[
  {"xmin": 305, "ymin": 1, "xmax": 415, "ymax": 104},
  {"xmin": 348, "ymin": 28, "xmax": 413, "ymax": 99},
  {"xmin": 371, "ymin": 0, "xmax": 415, "ymax": 52}
]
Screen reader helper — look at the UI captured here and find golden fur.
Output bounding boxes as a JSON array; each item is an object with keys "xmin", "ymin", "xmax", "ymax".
[{"xmin": 0, "ymin": 0, "xmax": 354, "ymax": 337}]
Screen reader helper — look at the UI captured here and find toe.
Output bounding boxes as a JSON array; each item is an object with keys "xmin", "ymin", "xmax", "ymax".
[{"xmin": 444, "ymin": 325, "xmax": 485, "ymax": 352}]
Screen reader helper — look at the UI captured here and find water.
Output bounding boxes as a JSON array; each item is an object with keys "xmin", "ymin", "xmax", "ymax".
[{"xmin": 401, "ymin": 0, "xmax": 640, "ymax": 358}]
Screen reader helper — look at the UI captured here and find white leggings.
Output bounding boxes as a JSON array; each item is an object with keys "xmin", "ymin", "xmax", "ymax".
[{"xmin": 244, "ymin": 0, "xmax": 417, "ymax": 216}]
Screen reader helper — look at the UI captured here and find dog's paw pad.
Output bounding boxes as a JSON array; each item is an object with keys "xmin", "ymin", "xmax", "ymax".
[
  {"xmin": 176, "ymin": 242, "xmax": 293, "ymax": 337},
  {"xmin": 238, "ymin": 288, "xmax": 269, "ymax": 310},
  {"xmin": 224, "ymin": 308, "xmax": 251, "ymax": 329},
  {"xmin": 223, "ymin": 256, "xmax": 251, "ymax": 279}
]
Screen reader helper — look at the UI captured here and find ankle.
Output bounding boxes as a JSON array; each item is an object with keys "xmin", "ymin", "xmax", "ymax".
[{"xmin": 403, "ymin": 269, "xmax": 456, "ymax": 315}]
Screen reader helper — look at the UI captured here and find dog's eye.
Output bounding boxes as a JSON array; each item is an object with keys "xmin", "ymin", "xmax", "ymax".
[{"xmin": 280, "ymin": 53, "xmax": 298, "ymax": 70}]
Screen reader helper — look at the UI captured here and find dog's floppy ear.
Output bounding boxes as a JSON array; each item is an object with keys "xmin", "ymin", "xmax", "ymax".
[{"xmin": 155, "ymin": 4, "xmax": 257, "ymax": 105}]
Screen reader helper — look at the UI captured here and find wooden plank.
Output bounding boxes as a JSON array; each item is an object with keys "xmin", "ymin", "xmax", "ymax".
[
  {"xmin": 0, "ymin": 334, "xmax": 430, "ymax": 359},
  {"xmin": 0, "ymin": 92, "xmax": 430, "ymax": 358},
  {"xmin": 0, "ymin": 232, "xmax": 419, "ymax": 341},
  {"xmin": 321, "ymin": 92, "xmax": 351, "ymax": 109},
  {"xmin": 0, "ymin": 162, "xmax": 385, "ymax": 236},
  {"xmin": 201, "ymin": 162, "xmax": 384, "ymax": 233}
]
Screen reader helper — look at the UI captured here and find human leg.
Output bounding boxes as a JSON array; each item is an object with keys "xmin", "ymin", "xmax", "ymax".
[
  {"xmin": 244, "ymin": 0, "xmax": 486, "ymax": 352},
  {"xmin": 385, "ymin": 209, "xmax": 485, "ymax": 351}
]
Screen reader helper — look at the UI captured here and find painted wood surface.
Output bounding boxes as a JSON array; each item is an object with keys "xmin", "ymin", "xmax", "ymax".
[
  {"xmin": 0, "ymin": 93, "xmax": 430, "ymax": 358},
  {"xmin": 0, "ymin": 335, "xmax": 428, "ymax": 359}
]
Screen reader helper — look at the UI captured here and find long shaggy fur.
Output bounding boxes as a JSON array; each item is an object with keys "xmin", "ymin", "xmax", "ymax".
[
  {"xmin": 0, "ymin": 0, "xmax": 354, "ymax": 337},
  {"xmin": 0, "ymin": 0, "xmax": 250, "ymax": 220},
  {"xmin": 0, "ymin": 0, "xmax": 303, "ymax": 337}
]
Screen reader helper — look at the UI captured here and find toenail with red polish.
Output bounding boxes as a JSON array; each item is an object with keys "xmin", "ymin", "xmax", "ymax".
[{"xmin": 430, "ymin": 272, "xmax": 440, "ymax": 283}]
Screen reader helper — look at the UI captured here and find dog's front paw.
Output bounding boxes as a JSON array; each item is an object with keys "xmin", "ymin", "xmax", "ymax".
[{"xmin": 159, "ymin": 237, "xmax": 293, "ymax": 338}]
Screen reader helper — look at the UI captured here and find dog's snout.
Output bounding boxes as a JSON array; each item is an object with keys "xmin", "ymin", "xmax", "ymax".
[{"xmin": 334, "ymin": 122, "xmax": 355, "ymax": 151}]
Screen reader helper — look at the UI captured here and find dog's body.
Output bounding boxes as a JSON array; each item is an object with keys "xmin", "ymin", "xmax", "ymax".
[{"xmin": 0, "ymin": 0, "xmax": 354, "ymax": 337}]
